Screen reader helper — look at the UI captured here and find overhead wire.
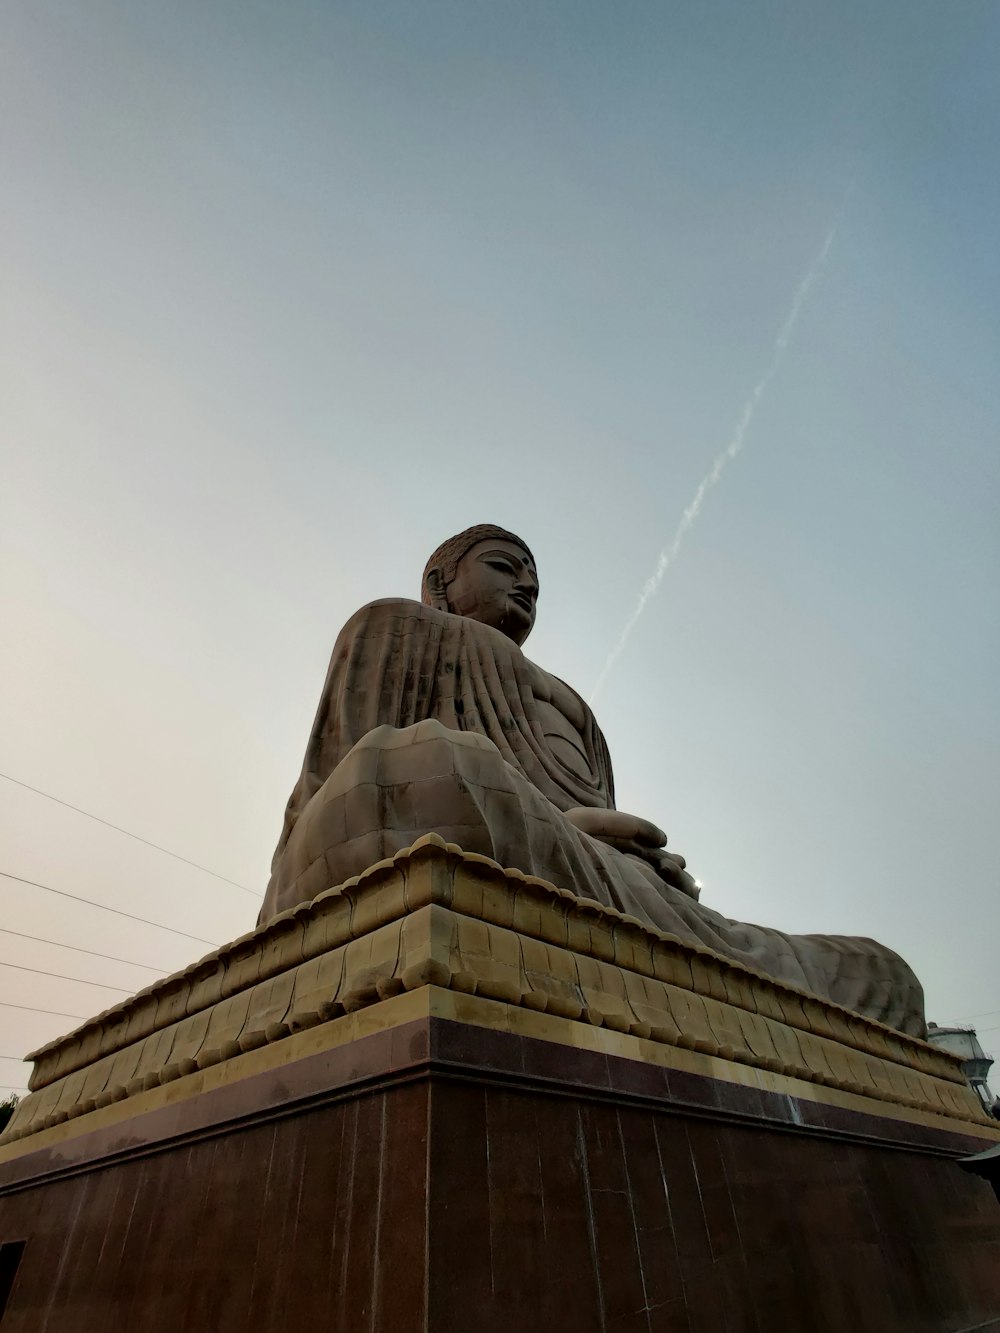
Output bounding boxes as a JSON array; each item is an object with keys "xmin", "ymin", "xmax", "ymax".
[
  {"xmin": 0, "ymin": 770, "xmax": 261, "ymax": 898},
  {"xmin": 0, "ymin": 778, "xmax": 247, "ymax": 1040},
  {"xmin": 938, "ymin": 1010, "xmax": 1000, "ymax": 1028},
  {"xmin": 0, "ymin": 1001, "xmax": 87, "ymax": 1021},
  {"xmin": 0, "ymin": 961, "xmax": 134, "ymax": 994},
  {"xmin": 0, "ymin": 927, "xmax": 167, "ymax": 974},
  {"xmin": 0, "ymin": 870, "xmax": 219, "ymax": 947}
]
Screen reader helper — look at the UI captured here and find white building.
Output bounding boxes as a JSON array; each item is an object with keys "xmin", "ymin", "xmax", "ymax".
[{"xmin": 926, "ymin": 1024, "xmax": 997, "ymax": 1117}]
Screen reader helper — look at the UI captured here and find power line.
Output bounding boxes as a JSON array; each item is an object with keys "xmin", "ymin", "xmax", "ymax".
[
  {"xmin": 0, "ymin": 1085, "xmax": 27, "ymax": 1094},
  {"xmin": 1, "ymin": 870, "xmax": 218, "ymax": 947},
  {"xmin": 0, "ymin": 927, "xmax": 166, "ymax": 974},
  {"xmin": 939, "ymin": 1010, "xmax": 1000, "ymax": 1028},
  {"xmin": 0, "ymin": 770, "xmax": 261, "ymax": 898},
  {"xmin": 0, "ymin": 961, "xmax": 133, "ymax": 994},
  {"xmin": 0, "ymin": 1001, "xmax": 86, "ymax": 1021}
]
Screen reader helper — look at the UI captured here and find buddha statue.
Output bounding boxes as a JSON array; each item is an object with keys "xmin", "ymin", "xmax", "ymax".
[{"xmin": 260, "ymin": 524, "xmax": 925, "ymax": 1036}]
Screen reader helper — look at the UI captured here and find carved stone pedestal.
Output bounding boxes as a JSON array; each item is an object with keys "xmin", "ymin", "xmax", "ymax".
[{"xmin": 1, "ymin": 839, "xmax": 998, "ymax": 1331}]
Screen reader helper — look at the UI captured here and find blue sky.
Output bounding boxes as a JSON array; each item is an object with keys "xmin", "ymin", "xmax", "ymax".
[{"xmin": 2, "ymin": 1, "xmax": 998, "ymax": 1092}]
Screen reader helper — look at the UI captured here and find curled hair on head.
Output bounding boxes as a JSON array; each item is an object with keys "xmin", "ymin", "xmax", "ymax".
[{"xmin": 421, "ymin": 524, "xmax": 536, "ymax": 605}]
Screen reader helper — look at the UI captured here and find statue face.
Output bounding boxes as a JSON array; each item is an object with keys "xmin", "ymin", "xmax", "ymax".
[{"xmin": 443, "ymin": 539, "xmax": 539, "ymax": 645}]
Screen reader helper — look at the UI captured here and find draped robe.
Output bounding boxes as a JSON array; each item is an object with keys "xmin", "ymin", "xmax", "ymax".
[{"xmin": 261, "ymin": 598, "xmax": 925, "ymax": 1036}]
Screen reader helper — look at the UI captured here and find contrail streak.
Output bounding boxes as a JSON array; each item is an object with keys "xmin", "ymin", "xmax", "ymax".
[{"xmin": 589, "ymin": 199, "xmax": 850, "ymax": 704}]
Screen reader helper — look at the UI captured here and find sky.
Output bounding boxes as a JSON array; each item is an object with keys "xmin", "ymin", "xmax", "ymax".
[{"xmin": 2, "ymin": 1, "xmax": 998, "ymax": 1099}]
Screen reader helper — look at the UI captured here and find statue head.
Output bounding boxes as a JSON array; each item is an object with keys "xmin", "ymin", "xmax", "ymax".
[{"xmin": 421, "ymin": 524, "xmax": 538, "ymax": 646}]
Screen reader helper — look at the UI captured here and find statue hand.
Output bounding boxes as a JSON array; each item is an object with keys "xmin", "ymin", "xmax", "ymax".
[
  {"xmin": 563, "ymin": 807, "xmax": 667, "ymax": 847},
  {"xmin": 564, "ymin": 808, "xmax": 701, "ymax": 900},
  {"xmin": 636, "ymin": 847, "xmax": 701, "ymax": 900}
]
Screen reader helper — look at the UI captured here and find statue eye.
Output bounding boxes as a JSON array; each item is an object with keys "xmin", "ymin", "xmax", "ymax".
[{"xmin": 485, "ymin": 558, "xmax": 516, "ymax": 575}]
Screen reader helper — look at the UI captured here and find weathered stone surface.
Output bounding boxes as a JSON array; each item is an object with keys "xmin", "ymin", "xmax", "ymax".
[
  {"xmin": 260, "ymin": 525, "xmax": 926, "ymax": 1033},
  {"xmin": 1, "ymin": 840, "xmax": 985, "ymax": 1150}
]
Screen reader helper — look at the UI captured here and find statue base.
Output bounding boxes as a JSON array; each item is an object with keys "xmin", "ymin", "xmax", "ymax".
[{"xmin": 1, "ymin": 839, "xmax": 998, "ymax": 1330}]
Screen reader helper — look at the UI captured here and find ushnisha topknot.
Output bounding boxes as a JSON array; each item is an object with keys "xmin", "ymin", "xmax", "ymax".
[{"xmin": 420, "ymin": 525, "xmax": 536, "ymax": 605}]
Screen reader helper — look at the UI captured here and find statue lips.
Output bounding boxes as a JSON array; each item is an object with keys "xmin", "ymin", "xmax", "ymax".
[{"xmin": 509, "ymin": 590, "xmax": 535, "ymax": 614}]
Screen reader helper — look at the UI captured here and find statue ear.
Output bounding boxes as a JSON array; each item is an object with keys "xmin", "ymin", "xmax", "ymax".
[{"xmin": 424, "ymin": 567, "xmax": 449, "ymax": 611}]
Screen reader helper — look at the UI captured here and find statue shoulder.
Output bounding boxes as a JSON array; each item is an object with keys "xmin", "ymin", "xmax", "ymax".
[
  {"xmin": 352, "ymin": 596, "xmax": 424, "ymax": 618},
  {"xmin": 336, "ymin": 598, "xmax": 523, "ymax": 657},
  {"xmin": 337, "ymin": 597, "xmax": 447, "ymax": 639}
]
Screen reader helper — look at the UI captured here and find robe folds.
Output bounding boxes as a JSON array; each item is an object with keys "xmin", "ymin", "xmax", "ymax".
[{"xmin": 261, "ymin": 598, "xmax": 925, "ymax": 1036}]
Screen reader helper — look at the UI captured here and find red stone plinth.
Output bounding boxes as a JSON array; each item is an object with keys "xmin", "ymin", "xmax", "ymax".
[{"xmin": 1, "ymin": 1005, "xmax": 999, "ymax": 1332}]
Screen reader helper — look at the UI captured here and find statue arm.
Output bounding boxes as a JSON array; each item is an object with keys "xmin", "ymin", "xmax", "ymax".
[{"xmin": 563, "ymin": 807, "xmax": 700, "ymax": 900}]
